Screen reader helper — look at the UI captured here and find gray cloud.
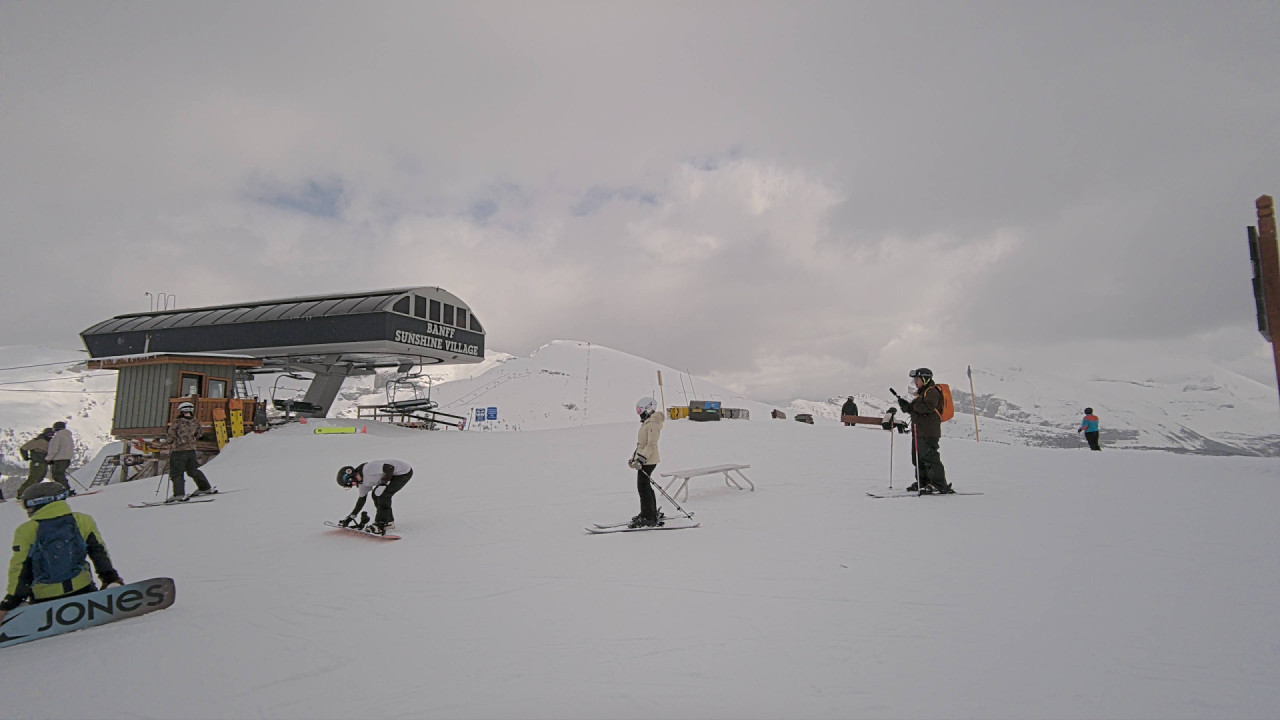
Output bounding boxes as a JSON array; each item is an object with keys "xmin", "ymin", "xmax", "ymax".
[{"xmin": 2, "ymin": 1, "xmax": 1278, "ymax": 401}]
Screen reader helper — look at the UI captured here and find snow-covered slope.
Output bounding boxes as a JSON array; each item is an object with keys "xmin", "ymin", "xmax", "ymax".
[
  {"xmin": 1, "ymin": 418, "xmax": 1277, "ymax": 718},
  {"xmin": 338, "ymin": 340, "xmax": 783, "ymax": 431},
  {"xmin": 3, "ymin": 342, "xmax": 1280, "ymax": 499}
]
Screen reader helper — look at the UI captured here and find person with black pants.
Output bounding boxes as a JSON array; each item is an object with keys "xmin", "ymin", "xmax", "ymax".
[
  {"xmin": 161, "ymin": 402, "xmax": 216, "ymax": 502},
  {"xmin": 628, "ymin": 397, "xmax": 664, "ymax": 528},
  {"xmin": 336, "ymin": 460, "xmax": 413, "ymax": 535},
  {"xmin": 896, "ymin": 367, "xmax": 955, "ymax": 494}
]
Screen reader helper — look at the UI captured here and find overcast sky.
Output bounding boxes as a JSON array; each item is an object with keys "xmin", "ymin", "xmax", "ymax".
[{"xmin": 3, "ymin": 2, "xmax": 1278, "ymax": 401}]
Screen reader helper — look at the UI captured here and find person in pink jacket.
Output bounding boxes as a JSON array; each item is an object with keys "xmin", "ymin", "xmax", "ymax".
[{"xmin": 627, "ymin": 397, "xmax": 664, "ymax": 528}]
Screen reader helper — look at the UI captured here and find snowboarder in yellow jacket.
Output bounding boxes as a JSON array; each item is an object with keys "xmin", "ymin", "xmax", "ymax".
[{"xmin": 0, "ymin": 482, "xmax": 122, "ymax": 623}]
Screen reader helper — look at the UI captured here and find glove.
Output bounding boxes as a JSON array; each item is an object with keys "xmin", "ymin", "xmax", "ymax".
[
  {"xmin": 897, "ymin": 397, "xmax": 912, "ymax": 413},
  {"xmin": 627, "ymin": 458, "xmax": 642, "ymax": 470},
  {"xmin": 338, "ymin": 515, "xmax": 356, "ymax": 528}
]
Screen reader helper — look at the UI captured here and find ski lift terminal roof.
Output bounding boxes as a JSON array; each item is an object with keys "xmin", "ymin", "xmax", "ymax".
[{"xmin": 81, "ymin": 287, "xmax": 486, "ymax": 373}]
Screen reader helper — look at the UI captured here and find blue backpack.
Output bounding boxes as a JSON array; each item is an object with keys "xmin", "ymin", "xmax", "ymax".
[{"xmin": 29, "ymin": 514, "xmax": 87, "ymax": 585}]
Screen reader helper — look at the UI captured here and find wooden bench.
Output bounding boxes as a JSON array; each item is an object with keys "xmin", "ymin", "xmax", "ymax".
[{"xmin": 659, "ymin": 464, "xmax": 754, "ymax": 502}]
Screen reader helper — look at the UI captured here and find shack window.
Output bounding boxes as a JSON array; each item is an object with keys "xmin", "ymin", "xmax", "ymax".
[
  {"xmin": 207, "ymin": 379, "xmax": 228, "ymax": 399},
  {"xmin": 392, "ymin": 297, "xmax": 411, "ymax": 315},
  {"xmin": 455, "ymin": 307, "xmax": 468, "ymax": 329},
  {"xmin": 180, "ymin": 373, "xmax": 205, "ymax": 397},
  {"xmin": 470, "ymin": 315, "xmax": 484, "ymax": 333},
  {"xmin": 414, "ymin": 296, "xmax": 427, "ymax": 319},
  {"xmin": 443, "ymin": 304, "xmax": 455, "ymax": 326},
  {"xmin": 429, "ymin": 300, "xmax": 441, "ymax": 322}
]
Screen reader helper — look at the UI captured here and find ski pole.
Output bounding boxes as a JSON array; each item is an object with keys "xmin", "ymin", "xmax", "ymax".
[
  {"xmin": 888, "ymin": 425, "xmax": 894, "ymax": 489},
  {"xmin": 912, "ymin": 424, "xmax": 923, "ymax": 495},
  {"xmin": 642, "ymin": 467, "xmax": 694, "ymax": 519}
]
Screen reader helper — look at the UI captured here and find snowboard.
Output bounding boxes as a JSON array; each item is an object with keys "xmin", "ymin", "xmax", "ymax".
[
  {"xmin": 323, "ymin": 521, "xmax": 401, "ymax": 540},
  {"xmin": 0, "ymin": 577, "xmax": 176, "ymax": 649}
]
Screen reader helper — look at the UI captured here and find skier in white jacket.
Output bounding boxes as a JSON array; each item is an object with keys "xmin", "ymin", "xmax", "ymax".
[
  {"xmin": 45, "ymin": 421, "xmax": 75, "ymax": 491},
  {"xmin": 627, "ymin": 397, "xmax": 664, "ymax": 528}
]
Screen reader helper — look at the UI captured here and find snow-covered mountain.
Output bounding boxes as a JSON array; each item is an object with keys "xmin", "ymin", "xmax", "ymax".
[{"xmin": 0, "ymin": 346, "xmax": 116, "ymax": 484}]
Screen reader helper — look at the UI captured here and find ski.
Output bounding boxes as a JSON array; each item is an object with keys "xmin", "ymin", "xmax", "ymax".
[
  {"xmin": 586, "ymin": 518, "xmax": 700, "ymax": 534},
  {"xmin": 0, "ymin": 577, "xmax": 176, "ymax": 650},
  {"xmin": 323, "ymin": 521, "xmax": 401, "ymax": 540},
  {"xmin": 866, "ymin": 491, "xmax": 984, "ymax": 499},
  {"xmin": 592, "ymin": 513, "xmax": 688, "ymax": 529},
  {"xmin": 128, "ymin": 498, "xmax": 216, "ymax": 508}
]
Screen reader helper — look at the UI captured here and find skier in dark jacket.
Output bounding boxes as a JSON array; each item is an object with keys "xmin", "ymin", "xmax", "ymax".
[
  {"xmin": 1078, "ymin": 408, "xmax": 1101, "ymax": 451},
  {"xmin": 896, "ymin": 368, "xmax": 954, "ymax": 494},
  {"xmin": 160, "ymin": 401, "xmax": 216, "ymax": 502},
  {"xmin": 336, "ymin": 459, "xmax": 413, "ymax": 535},
  {"xmin": 840, "ymin": 397, "xmax": 859, "ymax": 425},
  {"xmin": 17, "ymin": 428, "xmax": 54, "ymax": 498},
  {"xmin": 0, "ymin": 482, "xmax": 122, "ymax": 623}
]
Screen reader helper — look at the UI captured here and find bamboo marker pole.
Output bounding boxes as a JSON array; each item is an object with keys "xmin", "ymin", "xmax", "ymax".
[
  {"xmin": 657, "ymin": 370, "xmax": 666, "ymax": 413},
  {"xmin": 968, "ymin": 365, "xmax": 981, "ymax": 442}
]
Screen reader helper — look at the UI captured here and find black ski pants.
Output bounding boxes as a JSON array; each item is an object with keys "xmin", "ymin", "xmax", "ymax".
[
  {"xmin": 169, "ymin": 450, "xmax": 211, "ymax": 497},
  {"xmin": 1085, "ymin": 431, "xmax": 1101, "ymax": 451},
  {"xmin": 372, "ymin": 470, "xmax": 412, "ymax": 524},
  {"xmin": 637, "ymin": 464, "xmax": 658, "ymax": 521},
  {"xmin": 911, "ymin": 435, "xmax": 947, "ymax": 488}
]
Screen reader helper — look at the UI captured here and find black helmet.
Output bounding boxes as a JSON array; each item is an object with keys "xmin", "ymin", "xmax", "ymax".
[
  {"xmin": 908, "ymin": 368, "xmax": 933, "ymax": 380},
  {"xmin": 1084, "ymin": 407, "xmax": 1094, "ymax": 415},
  {"xmin": 52, "ymin": 421, "xmax": 67, "ymax": 430},
  {"xmin": 336, "ymin": 465, "xmax": 358, "ymax": 488},
  {"xmin": 21, "ymin": 481, "xmax": 70, "ymax": 510}
]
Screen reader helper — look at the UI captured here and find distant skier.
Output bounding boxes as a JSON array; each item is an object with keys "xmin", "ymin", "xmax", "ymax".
[
  {"xmin": 895, "ymin": 368, "xmax": 955, "ymax": 494},
  {"xmin": 159, "ymin": 401, "xmax": 217, "ymax": 502},
  {"xmin": 17, "ymin": 428, "xmax": 54, "ymax": 498},
  {"xmin": 628, "ymin": 397, "xmax": 664, "ymax": 528},
  {"xmin": 336, "ymin": 459, "xmax": 413, "ymax": 535},
  {"xmin": 1078, "ymin": 408, "xmax": 1101, "ymax": 451},
  {"xmin": 0, "ymin": 482, "xmax": 123, "ymax": 623},
  {"xmin": 841, "ymin": 397, "xmax": 859, "ymax": 425},
  {"xmin": 45, "ymin": 421, "xmax": 75, "ymax": 491}
]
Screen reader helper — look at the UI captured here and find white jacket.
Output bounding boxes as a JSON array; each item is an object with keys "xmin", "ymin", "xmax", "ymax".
[
  {"xmin": 634, "ymin": 412, "xmax": 664, "ymax": 466},
  {"xmin": 46, "ymin": 428, "xmax": 74, "ymax": 462}
]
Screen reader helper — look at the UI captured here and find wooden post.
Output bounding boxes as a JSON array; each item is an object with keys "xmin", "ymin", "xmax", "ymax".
[{"xmin": 1252, "ymin": 195, "xmax": 1280, "ymax": 410}]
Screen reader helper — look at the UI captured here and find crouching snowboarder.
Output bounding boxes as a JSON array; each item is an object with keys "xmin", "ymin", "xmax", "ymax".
[
  {"xmin": 336, "ymin": 460, "xmax": 413, "ymax": 535},
  {"xmin": 0, "ymin": 482, "xmax": 123, "ymax": 623}
]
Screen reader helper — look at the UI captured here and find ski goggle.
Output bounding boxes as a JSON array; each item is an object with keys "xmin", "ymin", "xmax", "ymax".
[{"xmin": 24, "ymin": 490, "xmax": 69, "ymax": 509}]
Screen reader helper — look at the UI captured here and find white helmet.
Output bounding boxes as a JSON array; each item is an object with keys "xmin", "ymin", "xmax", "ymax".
[
  {"xmin": 636, "ymin": 396, "xmax": 657, "ymax": 418},
  {"xmin": 177, "ymin": 401, "xmax": 195, "ymax": 414}
]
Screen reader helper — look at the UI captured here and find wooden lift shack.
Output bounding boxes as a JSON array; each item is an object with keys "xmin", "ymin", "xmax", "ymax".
[{"xmin": 85, "ymin": 353, "xmax": 266, "ymax": 486}]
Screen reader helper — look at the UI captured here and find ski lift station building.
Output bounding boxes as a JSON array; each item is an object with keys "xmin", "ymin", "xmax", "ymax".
[{"xmin": 81, "ymin": 287, "xmax": 487, "ymax": 424}]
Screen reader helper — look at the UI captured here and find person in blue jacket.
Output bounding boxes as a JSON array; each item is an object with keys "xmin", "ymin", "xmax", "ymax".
[{"xmin": 1078, "ymin": 408, "xmax": 1101, "ymax": 451}]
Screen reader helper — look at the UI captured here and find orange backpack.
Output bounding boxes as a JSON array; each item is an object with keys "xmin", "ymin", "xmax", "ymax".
[{"xmin": 934, "ymin": 383, "xmax": 955, "ymax": 422}]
